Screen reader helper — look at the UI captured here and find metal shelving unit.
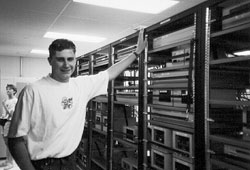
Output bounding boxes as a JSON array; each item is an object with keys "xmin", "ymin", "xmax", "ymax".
[
  {"xmin": 207, "ymin": 1, "xmax": 250, "ymax": 170},
  {"xmin": 74, "ymin": 1, "xmax": 250, "ymax": 170}
]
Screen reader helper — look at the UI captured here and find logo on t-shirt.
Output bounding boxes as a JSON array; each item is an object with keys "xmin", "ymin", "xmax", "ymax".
[{"xmin": 61, "ymin": 97, "xmax": 73, "ymax": 109}]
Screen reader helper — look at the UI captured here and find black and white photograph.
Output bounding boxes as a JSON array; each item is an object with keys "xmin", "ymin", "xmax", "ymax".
[{"xmin": 0, "ymin": 0, "xmax": 249, "ymax": 170}]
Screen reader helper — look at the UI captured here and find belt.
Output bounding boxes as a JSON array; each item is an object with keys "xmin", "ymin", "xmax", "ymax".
[
  {"xmin": 0, "ymin": 119, "xmax": 8, "ymax": 126},
  {"xmin": 31, "ymin": 152, "xmax": 76, "ymax": 170}
]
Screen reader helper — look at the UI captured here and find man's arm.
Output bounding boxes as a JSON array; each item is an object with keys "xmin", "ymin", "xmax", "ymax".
[
  {"xmin": 107, "ymin": 29, "xmax": 147, "ymax": 81},
  {"xmin": 8, "ymin": 137, "xmax": 36, "ymax": 170},
  {"xmin": 2, "ymin": 100, "xmax": 8, "ymax": 112},
  {"xmin": 2, "ymin": 101, "xmax": 10, "ymax": 119},
  {"xmin": 7, "ymin": 87, "xmax": 35, "ymax": 170}
]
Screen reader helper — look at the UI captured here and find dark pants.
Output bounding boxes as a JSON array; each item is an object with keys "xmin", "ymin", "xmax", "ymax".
[{"xmin": 31, "ymin": 152, "xmax": 77, "ymax": 170}]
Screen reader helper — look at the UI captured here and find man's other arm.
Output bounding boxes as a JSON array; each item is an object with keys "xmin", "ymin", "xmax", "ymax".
[{"xmin": 8, "ymin": 137, "xmax": 36, "ymax": 170}]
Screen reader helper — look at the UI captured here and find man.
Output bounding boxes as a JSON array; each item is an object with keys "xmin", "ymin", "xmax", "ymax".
[
  {"xmin": 8, "ymin": 29, "xmax": 147, "ymax": 170},
  {"xmin": 1, "ymin": 84, "xmax": 18, "ymax": 170}
]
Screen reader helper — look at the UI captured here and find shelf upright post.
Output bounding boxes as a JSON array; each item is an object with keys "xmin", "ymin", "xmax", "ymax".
[
  {"xmin": 204, "ymin": 6, "xmax": 211, "ymax": 170},
  {"xmin": 138, "ymin": 34, "xmax": 147, "ymax": 170},
  {"xmin": 87, "ymin": 54, "xmax": 94, "ymax": 170},
  {"xmin": 143, "ymin": 36, "xmax": 149, "ymax": 170},
  {"xmin": 76, "ymin": 59, "xmax": 79, "ymax": 76},
  {"xmin": 194, "ymin": 5, "xmax": 208, "ymax": 170},
  {"xmin": 107, "ymin": 45, "xmax": 114, "ymax": 170}
]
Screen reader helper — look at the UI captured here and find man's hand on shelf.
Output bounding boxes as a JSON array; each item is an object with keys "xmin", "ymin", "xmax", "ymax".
[{"xmin": 135, "ymin": 29, "xmax": 147, "ymax": 55}]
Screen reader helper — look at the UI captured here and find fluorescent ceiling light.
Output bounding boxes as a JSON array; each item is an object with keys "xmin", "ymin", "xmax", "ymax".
[
  {"xmin": 30, "ymin": 49, "xmax": 49, "ymax": 55},
  {"xmin": 73, "ymin": 0, "xmax": 179, "ymax": 14},
  {"xmin": 234, "ymin": 50, "xmax": 250, "ymax": 56},
  {"xmin": 44, "ymin": 32, "xmax": 106, "ymax": 43},
  {"xmin": 31, "ymin": 49, "xmax": 79, "ymax": 56}
]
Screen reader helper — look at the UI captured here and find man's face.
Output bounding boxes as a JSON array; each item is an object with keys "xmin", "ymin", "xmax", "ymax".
[
  {"xmin": 48, "ymin": 49, "xmax": 76, "ymax": 82},
  {"xmin": 6, "ymin": 87, "xmax": 15, "ymax": 97}
]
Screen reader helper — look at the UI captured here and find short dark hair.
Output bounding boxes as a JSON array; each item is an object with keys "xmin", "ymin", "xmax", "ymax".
[
  {"xmin": 48, "ymin": 39, "xmax": 76, "ymax": 58},
  {"xmin": 6, "ymin": 84, "xmax": 17, "ymax": 95}
]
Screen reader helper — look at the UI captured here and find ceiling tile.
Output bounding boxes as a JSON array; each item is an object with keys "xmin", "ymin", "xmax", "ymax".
[
  {"xmin": 0, "ymin": 0, "xmax": 206, "ymax": 58},
  {"xmin": 0, "ymin": 0, "xmax": 70, "ymax": 14}
]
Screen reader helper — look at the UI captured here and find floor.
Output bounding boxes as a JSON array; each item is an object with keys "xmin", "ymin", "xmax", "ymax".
[{"xmin": 0, "ymin": 160, "xmax": 20, "ymax": 170}]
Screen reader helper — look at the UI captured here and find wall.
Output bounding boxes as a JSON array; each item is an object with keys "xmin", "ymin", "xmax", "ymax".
[{"xmin": 0, "ymin": 55, "xmax": 50, "ymax": 115}]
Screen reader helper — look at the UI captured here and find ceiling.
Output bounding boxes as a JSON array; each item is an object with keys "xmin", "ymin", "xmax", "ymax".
[{"xmin": 0, "ymin": 0, "xmax": 206, "ymax": 58}]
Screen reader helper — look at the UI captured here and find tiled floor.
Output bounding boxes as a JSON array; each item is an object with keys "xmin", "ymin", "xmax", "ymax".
[{"xmin": 0, "ymin": 160, "xmax": 20, "ymax": 170}]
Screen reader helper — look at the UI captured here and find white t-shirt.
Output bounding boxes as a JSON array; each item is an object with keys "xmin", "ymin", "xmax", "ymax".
[
  {"xmin": 2, "ymin": 97, "xmax": 18, "ymax": 136},
  {"xmin": 2, "ymin": 97, "xmax": 18, "ymax": 119},
  {"xmin": 9, "ymin": 71, "xmax": 109, "ymax": 160}
]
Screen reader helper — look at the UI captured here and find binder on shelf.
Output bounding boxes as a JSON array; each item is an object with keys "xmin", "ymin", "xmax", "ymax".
[
  {"xmin": 116, "ymin": 45, "xmax": 137, "ymax": 61},
  {"xmin": 152, "ymin": 89, "xmax": 192, "ymax": 108},
  {"xmin": 172, "ymin": 47, "xmax": 190, "ymax": 57},
  {"xmin": 153, "ymin": 26, "xmax": 194, "ymax": 49},
  {"xmin": 115, "ymin": 95, "xmax": 138, "ymax": 104},
  {"xmin": 150, "ymin": 125, "xmax": 172, "ymax": 147},
  {"xmin": 172, "ymin": 130, "xmax": 194, "ymax": 162},
  {"xmin": 222, "ymin": 1, "xmax": 250, "ymax": 30},
  {"xmin": 102, "ymin": 116, "xmax": 108, "ymax": 132},
  {"xmin": 224, "ymin": 144, "xmax": 250, "ymax": 162},
  {"xmin": 95, "ymin": 54, "xmax": 108, "ymax": 61},
  {"xmin": 117, "ymin": 45, "xmax": 137, "ymax": 55},
  {"xmin": 170, "ymin": 56, "xmax": 190, "ymax": 67},
  {"xmin": 151, "ymin": 144, "xmax": 172, "ymax": 170},
  {"xmin": 94, "ymin": 55, "xmax": 109, "ymax": 67},
  {"xmin": 123, "ymin": 125, "xmax": 138, "ymax": 143},
  {"xmin": 79, "ymin": 61, "xmax": 89, "ymax": 71},
  {"xmin": 79, "ymin": 72, "xmax": 89, "ymax": 76},
  {"xmin": 222, "ymin": 1, "xmax": 250, "ymax": 16},
  {"xmin": 222, "ymin": 11, "xmax": 250, "ymax": 30},
  {"xmin": 151, "ymin": 78, "xmax": 188, "ymax": 86},
  {"xmin": 115, "ymin": 91, "xmax": 138, "ymax": 101},
  {"xmin": 151, "ymin": 107, "xmax": 194, "ymax": 121},
  {"xmin": 151, "ymin": 70, "xmax": 189, "ymax": 78},
  {"xmin": 169, "ymin": 47, "xmax": 191, "ymax": 67},
  {"xmin": 172, "ymin": 48, "xmax": 186, "ymax": 56},
  {"xmin": 150, "ymin": 83, "xmax": 188, "ymax": 90},
  {"xmin": 95, "ymin": 112, "xmax": 102, "ymax": 130}
]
